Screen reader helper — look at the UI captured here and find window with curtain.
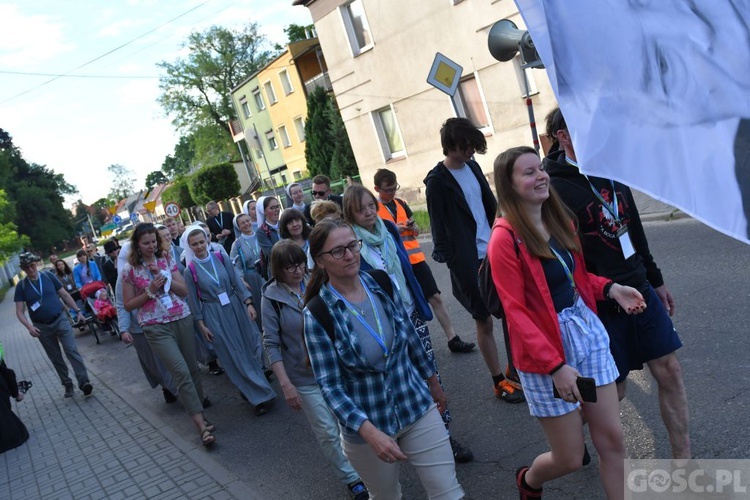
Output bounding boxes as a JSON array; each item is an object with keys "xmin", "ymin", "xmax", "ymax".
[
  {"xmin": 455, "ymin": 75, "xmax": 490, "ymax": 129},
  {"xmin": 374, "ymin": 106, "xmax": 405, "ymax": 160}
]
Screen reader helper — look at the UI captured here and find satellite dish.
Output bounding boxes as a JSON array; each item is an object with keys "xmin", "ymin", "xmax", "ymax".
[{"xmin": 488, "ymin": 19, "xmax": 544, "ymax": 68}]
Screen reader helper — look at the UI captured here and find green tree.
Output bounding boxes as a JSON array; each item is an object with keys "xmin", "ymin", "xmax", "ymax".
[
  {"xmin": 304, "ymin": 87, "xmax": 335, "ymax": 177},
  {"xmin": 285, "ymin": 24, "xmax": 315, "ymax": 43},
  {"xmin": 0, "ymin": 189, "xmax": 28, "ymax": 262},
  {"xmin": 161, "ymin": 176, "xmax": 195, "ymax": 209},
  {"xmin": 304, "ymin": 87, "xmax": 359, "ymax": 179},
  {"xmin": 0, "ymin": 128, "xmax": 74, "ymax": 252},
  {"xmin": 107, "ymin": 164, "xmax": 136, "ymax": 203},
  {"xmin": 145, "ymin": 171, "xmax": 169, "ymax": 191},
  {"xmin": 162, "ymin": 136, "xmax": 195, "ymax": 179},
  {"xmin": 192, "ymin": 123, "xmax": 236, "ymax": 167},
  {"xmin": 188, "ymin": 163, "xmax": 240, "ymax": 205},
  {"xmin": 157, "ymin": 23, "xmax": 276, "ymax": 137},
  {"xmin": 327, "ymin": 96, "xmax": 359, "ymax": 179}
]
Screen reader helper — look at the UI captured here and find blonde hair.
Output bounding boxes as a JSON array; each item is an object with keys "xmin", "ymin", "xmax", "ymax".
[{"xmin": 310, "ymin": 200, "xmax": 342, "ymax": 224}]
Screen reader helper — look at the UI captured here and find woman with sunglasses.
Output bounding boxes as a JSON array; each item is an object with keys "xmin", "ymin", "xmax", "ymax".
[
  {"xmin": 121, "ymin": 223, "xmax": 216, "ymax": 446},
  {"xmin": 182, "ymin": 225, "xmax": 276, "ymax": 416},
  {"xmin": 342, "ymin": 185, "xmax": 473, "ymax": 463},
  {"xmin": 231, "ymin": 212, "xmax": 264, "ymax": 330},
  {"xmin": 488, "ymin": 147, "xmax": 645, "ymax": 499},
  {"xmin": 261, "ymin": 240, "xmax": 369, "ymax": 499},
  {"xmin": 304, "ymin": 219, "xmax": 463, "ymax": 499},
  {"xmin": 256, "ymin": 196, "xmax": 282, "ymax": 278}
]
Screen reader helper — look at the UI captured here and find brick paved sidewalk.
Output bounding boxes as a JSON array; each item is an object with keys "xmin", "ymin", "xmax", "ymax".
[{"xmin": 0, "ymin": 293, "xmax": 258, "ymax": 500}]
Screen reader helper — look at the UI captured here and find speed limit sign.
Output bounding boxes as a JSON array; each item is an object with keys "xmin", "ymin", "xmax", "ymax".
[{"xmin": 164, "ymin": 202, "xmax": 181, "ymax": 217}]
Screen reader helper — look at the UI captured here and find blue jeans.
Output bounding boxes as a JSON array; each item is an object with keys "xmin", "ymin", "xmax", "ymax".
[
  {"xmin": 297, "ymin": 384, "xmax": 360, "ymax": 486},
  {"xmin": 35, "ymin": 314, "xmax": 90, "ymax": 389}
]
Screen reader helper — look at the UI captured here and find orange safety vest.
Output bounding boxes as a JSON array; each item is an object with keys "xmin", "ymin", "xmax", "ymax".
[{"xmin": 377, "ymin": 199, "xmax": 425, "ymax": 265}]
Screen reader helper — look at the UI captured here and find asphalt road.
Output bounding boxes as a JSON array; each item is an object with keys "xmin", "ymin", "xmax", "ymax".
[{"xmin": 76, "ymin": 218, "xmax": 750, "ymax": 499}]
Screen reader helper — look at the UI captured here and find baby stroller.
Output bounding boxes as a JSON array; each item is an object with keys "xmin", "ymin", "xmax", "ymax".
[{"xmin": 80, "ymin": 281, "xmax": 121, "ymax": 344}]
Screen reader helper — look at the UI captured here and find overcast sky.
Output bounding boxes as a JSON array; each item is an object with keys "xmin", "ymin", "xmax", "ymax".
[{"xmin": 0, "ymin": 0, "xmax": 312, "ymax": 206}]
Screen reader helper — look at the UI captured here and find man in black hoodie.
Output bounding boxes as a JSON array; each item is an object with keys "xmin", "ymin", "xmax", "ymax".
[
  {"xmin": 544, "ymin": 107, "xmax": 690, "ymax": 458},
  {"xmin": 425, "ymin": 118, "xmax": 524, "ymax": 404}
]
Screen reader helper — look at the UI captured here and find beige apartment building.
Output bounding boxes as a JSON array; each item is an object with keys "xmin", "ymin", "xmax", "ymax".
[{"xmin": 293, "ymin": 0, "xmax": 558, "ymax": 200}]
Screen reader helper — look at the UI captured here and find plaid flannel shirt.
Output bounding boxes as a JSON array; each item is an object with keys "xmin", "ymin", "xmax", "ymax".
[{"xmin": 304, "ymin": 272, "xmax": 435, "ymax": 437}]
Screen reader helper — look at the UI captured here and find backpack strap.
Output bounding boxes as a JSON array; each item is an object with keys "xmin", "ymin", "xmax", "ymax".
[
  {"xmin": 187, "ymin": 261, "xmax": 202, "ymax": 301},
  {"xmin": 364, "ymin": 269, "xmax": 394, "ymax": 301},
  {"xmin": 214, "ymin": 251, "xmax": 224, "ymax": 264},
  {"xmin": 307, "ymin": 295, "xmax": 336, "ymax": 344},
  {"xmin": 270, "ymin": 298, "xmax": 288, "ymax": 351}
]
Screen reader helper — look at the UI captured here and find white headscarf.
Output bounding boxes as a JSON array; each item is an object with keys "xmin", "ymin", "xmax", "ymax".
[
  {"xmin": 180, "ymin": 224, "xmax": 210, "ymax": 266},
  {"xmin": 233, "ymin": 213, "xmax": 252, "ymax": 239},
  {"xmin": 242, "ymin": 200, "xmax": 255, "ymax": 217},
  {"xmin": 256, "ymin": 196, "xmax": 268, "ymax": 227},
  {"xmin": 117, "ymin": 241, "xmax": 131, "ymax": 278}
]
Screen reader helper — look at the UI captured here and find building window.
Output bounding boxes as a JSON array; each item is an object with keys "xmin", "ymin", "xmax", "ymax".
[
  {"xmin": 294, "ymin": 116, "xmax": 306, "ymax": 142},
  {"xmin": 341, "ymin": 0, "xmax": 373, "ymax": 56},
  {"xmin": 279, "ymin": 69, "xmax": 294, "ymax": 96},
  {"xmin": 373, "ymin": 106, "xmax": 405, "ymax": 160},
  {"xmin": 278, "ymin": 125, "xmax": 291, "ymax": 148},
  {"xmin": 266, "ymin": 131, "xmax": 278, "ymax": 150},
  {"xmin": 281, "ymin": 173, "xmax": 288, "ymax": 184},
  {"xmin": 293, "ymin": 170, "xmax": 302, "ymax": 180},
  {"xmin": 239, "ymin": 97, "xmax": 251, "ymax": 118},
  {"xmin": 264, "ymin": 81, "xmax": 277, "ymax": 105},
  {"xmin": 253, "ymin": 88, "xmax": 265, "ymax": 111},
  {"xmin": 453, "ymin": 74, "xmax": 491, "ymax": 130}
]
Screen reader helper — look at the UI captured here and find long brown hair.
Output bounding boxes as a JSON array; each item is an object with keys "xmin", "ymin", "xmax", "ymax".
[
  {"xmin": 342, "ymin": 185, "xmax": 378, "ymax": 226},
  {"xmin": 303, "ymin": 218, "xmax": 353, "ymax": 304},
  {"xmin": 127, "ymin": 223, "xmax": 164, "ymax": 267},
  {"xmin": 493, "ymin": 146, "xmax": 579, "ymax": 258}
]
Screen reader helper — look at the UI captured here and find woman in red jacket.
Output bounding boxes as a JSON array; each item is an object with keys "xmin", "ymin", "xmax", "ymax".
[{"xmin": 488, "ymin": 146, "xmax": 645, "ymax": 500}]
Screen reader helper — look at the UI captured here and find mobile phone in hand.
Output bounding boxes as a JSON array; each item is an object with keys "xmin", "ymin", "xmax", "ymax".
[{"xmin": 552, "ymin": 377, "xmax": 597, "ymax": 403}]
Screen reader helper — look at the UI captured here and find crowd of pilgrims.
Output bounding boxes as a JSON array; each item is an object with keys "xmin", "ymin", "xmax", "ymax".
[{"xmin": 5, "ymin": 149, "xmax": 651, "ymax": 499}]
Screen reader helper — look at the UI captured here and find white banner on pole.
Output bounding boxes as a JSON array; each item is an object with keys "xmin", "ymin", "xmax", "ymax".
[{"xmin": 515, "ymin": 0, "xmax": 750, "ymax": 243}]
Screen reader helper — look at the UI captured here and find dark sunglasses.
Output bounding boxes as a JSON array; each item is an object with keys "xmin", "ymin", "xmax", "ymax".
[{"xmin": 311, "ymin": 190, "xmax": 328, "ymax": 197}]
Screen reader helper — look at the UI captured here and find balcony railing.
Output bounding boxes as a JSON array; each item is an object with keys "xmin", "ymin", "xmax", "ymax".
[{"xmin": 304, "ymin": 72, "xmax": 332, "ymax": 94}]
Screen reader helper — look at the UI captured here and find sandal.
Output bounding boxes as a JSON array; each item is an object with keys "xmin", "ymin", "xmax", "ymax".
[
  {"xmin": 204, "ymin": 419, "xmax": 216, "ymax": 433},
  {"xmin": 201, "ymin": 427, "xmax": 216, "ymax": 447}
]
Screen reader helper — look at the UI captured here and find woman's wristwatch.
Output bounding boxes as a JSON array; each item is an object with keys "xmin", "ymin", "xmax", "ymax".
[{"xmin": 244, "ymin": 298, "xmax": 253, "ymax": 306}]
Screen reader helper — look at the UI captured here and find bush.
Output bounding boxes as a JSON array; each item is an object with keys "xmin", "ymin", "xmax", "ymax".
[
  {"xmin": 189, "ymin": 162, "xmax": 240, "ymax": 206},
  {"xmin": 412, "ymin": 210, "xmax": 431, "ymax": 233}
]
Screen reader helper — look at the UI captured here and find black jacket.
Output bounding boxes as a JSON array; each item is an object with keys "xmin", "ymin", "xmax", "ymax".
[
  {"xmin": 102, "ymin": 258, "xmax": 118, "ymax": 292},
  {"xmin": 206, "ymin": 211, "xmax": 236, "ymax": 253},
  {"xmin": 544, "ymin": 150, "xmax": 663, "ymax": 291},
  {"xmin": 424, "ymin": 160, "xmax": 496, "ymax": 289}
]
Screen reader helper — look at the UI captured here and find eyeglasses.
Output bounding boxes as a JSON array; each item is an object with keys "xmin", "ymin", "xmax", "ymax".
[
  {"xmin": 380, "ymin": 184, "xmax": 400, "ymax": 194},
  {"xmin": 318, "ymin": 240, "xmax": 362, "ymax": 259},
  {"xmin": 311, "ymin": 190, "xmax": 328, "ymax": 197},
  {"xmin": 285, "ymin": 263, "xmax": 306, "ymax": 273}
]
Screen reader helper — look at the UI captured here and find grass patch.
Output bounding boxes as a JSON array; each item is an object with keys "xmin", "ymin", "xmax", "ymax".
[{"xmin": 412, "ymin": 210, "xmax": 431, "ymax": 233}]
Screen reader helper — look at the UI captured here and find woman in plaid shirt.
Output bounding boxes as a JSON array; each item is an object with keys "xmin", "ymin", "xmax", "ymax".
[{"xmin": 303, "ymin": 219, "xmax": 464, "ymax": 499}]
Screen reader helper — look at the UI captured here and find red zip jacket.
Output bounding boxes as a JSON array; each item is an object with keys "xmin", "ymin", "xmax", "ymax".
[{"xmin": 488, "ymin": 218, "xmax": 610, "ymax": 374}]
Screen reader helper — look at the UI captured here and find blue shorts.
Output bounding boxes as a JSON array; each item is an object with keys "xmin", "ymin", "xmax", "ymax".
[
  {"xmin": 598, "ymin": 284, "xmax": 682, "ymax": 383},
  {"xmin": 518, "ymin": 296, "xmax": 619, "ymax": 418}
]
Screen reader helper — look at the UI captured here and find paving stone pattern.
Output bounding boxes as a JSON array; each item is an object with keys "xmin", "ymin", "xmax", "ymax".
[{"xmin": 0, "ymin": 296, "xmax": 249, "ymax": 500}]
